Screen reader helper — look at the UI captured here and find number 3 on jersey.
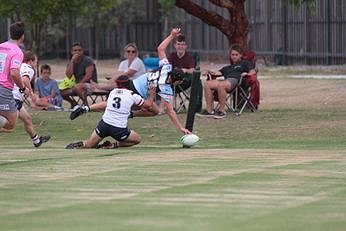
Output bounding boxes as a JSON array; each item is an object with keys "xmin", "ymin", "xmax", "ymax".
[{"xmin": 112, "ymin": 97, "xmax": 121, "ymax": 109}]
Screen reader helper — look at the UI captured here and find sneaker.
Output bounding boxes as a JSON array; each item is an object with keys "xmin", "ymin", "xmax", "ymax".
[
  {"xmin": 213, "ymin": 110, "xmax": 226, "ymax": 119},
  {"xmin": 34, "ymin": 135, "xmax": 51, "ymax": 148},
  {"xmin": 196, "ymin": 110, "xmax": 214, "ymax": 118},
  {"xmin": 65, "ymin": 141, "xmax": 84, "ymax": 149}
]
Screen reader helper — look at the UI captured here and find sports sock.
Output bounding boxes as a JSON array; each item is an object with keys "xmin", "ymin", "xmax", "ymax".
[
  {"xmin": 31, "ymin": 134, "xmax": 40, "ymax": 145},
  {"xmin": 0, "ymin": 115, "xmax": 8, "ymax": 128}
]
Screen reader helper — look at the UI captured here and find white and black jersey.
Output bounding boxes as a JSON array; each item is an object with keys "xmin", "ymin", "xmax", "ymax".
[
  {"xmin": 12, "ymin": 63, "xmax": 35, "ymax": 101},
  {"xmin": 102, "ymin": 88, "xmax": 144, "ymax": 128}
]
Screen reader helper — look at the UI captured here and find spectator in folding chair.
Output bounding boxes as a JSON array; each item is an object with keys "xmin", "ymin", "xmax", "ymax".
[
  {"xmin": 197, "ymin": 44, "xmax": 256, "ymax": 119},
  {"xmin": 60, "ymin": 42, "xmax": 98, "ymax": 108}
]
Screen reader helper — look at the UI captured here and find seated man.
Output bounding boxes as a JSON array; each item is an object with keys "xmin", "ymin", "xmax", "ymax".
[
  {"xmin": 60, "ymin": 42, "xmax": 98, "ymax": 108},
  {"xmin": 66, "ymin": 76, "xmax": 155, "ymax": 149},
  {"xmin": 197, "ymin": 44, "xmax": 256, "ymax": 119},
  {"xmin": 34, "ymin": 64, "xmax": 62, "ymax": 108}
]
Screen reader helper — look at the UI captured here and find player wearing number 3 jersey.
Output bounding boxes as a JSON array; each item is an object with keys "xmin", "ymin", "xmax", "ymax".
[{"xmin": 66, "ymin": 75, "xmax": 155, "ymax": 149}]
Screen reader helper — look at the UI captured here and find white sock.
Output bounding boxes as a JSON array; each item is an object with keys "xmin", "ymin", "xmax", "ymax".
[
  {"xmin": 0, "ymin": 116, "xmax": 8, "ymax": 128},
  {"xmin": 32, "ymin": 134, "xmax": 40, "ymax": 144}
]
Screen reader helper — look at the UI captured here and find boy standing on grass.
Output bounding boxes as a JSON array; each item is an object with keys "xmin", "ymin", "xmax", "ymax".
[{"xmin": 11, "ymin": 50, "xmax": 51, "ymax": 147}]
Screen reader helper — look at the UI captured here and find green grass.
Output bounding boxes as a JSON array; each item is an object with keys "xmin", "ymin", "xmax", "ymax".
[{"xmin": 1, "ymin": 79, "xmax": 346, "ymax": 230}]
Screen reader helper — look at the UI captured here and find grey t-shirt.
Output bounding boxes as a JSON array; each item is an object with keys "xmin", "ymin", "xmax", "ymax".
[{"xmin": 73, "ymin": 55, "xmax": 97, "ymax": 83}]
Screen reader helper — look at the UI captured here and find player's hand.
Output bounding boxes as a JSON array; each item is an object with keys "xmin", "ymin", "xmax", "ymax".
[
  {"xmin": 71, "ymin": 54, "xmax": 81, "ymax": 63},
  {"xmin": 21, "ymin": 87, "xmax": 30, "ymax": 97},
  {"xmin": 70, "ymin": 105, "xmax": 89, "ymax": 120},
  {"xmin": 148, "ymin": 84, "xmax": 156, "ymax": 98},
  {"xmin": 170, "ymin": 27, "xmax": 181, "ymax": 38},
  {"xmin": 181, "ymin": 127, "xmax": 192, "ymax": 134}
]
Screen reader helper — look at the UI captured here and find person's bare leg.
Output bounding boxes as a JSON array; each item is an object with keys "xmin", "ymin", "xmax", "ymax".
[
  {"xmin": 74, "ymin": 84, "xmax": 88, "ymax": 106},
  {"xmin": 18, "ymin": 107, "xmax": 36, "ymax": 138},
  {"xmin": 84, "ymin": 130, "xmax": 103, "ymax": 148},
  {"xmin": 61, "ymin": 88, "xmax": 77, "ymax": 108},
  {"xmin": 203, "ymin": 80, "xmax": 220, "ymax": 113},
  {"xmin": 118, "ymin": 130, "xmax": 141, "ymax": 147},
  {"xmin": 0, "ymin": 111, "xmax": 18, "ymax": 131},
  {"xmin": 217, "ymin": 80, "xmax": 232, "ymax": 113}
]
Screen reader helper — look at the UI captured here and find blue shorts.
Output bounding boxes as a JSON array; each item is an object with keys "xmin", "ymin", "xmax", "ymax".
[{"xmin": 95, "ymin": 119, "xmax": 131, "ymax": 141}]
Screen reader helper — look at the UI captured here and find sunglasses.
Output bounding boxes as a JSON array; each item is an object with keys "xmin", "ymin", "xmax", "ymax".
[{"xmin": 126, "ymin": 50, "xmax": 136, "ymax": 53}]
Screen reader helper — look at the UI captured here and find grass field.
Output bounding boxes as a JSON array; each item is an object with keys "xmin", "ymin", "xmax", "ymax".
[{"xmin": 1, "ymin": 76, "xmax": 346, "ymax": 231}]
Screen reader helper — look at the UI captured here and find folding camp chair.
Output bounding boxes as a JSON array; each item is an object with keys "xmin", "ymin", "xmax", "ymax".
[{"xmin": 209, "ymin": 49, "xmax": 258, "ymax": 116}]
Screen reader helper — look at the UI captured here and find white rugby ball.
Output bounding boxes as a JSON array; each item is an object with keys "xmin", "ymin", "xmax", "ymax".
[{"xmin": 179, "ymin": 134, "xmax": 200, "ymax": 147}]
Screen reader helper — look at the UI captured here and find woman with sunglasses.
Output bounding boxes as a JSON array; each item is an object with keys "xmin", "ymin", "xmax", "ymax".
[{"xmin": 118, "ymin": 43, "xmax": 146, "ymax": 80}]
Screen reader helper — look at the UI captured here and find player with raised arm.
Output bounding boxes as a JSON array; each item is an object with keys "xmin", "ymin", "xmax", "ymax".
[
  {"xmin": 130, "ymin": 27, "xmax": 191, "ymax": 135},
  {"xmin": 66, "ymin": 76, "xmax": 156, "ymax": 149}
]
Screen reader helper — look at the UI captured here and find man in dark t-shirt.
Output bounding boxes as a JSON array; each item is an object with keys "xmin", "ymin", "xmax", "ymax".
[
  {"xmin": 197, "ymin": 44, "xmax": 256, "ymax": 119},
  {"xmin": 60, "ymin": 42, "xmax": 97, "ymax": 108}
]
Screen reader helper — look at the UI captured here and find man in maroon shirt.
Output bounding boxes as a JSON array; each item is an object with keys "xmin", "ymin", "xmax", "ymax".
[{"xmin": 166, "ymin": 35, "xmax": 202, "ymax": 113}]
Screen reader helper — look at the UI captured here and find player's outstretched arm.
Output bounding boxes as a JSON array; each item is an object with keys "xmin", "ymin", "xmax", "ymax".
[
  {"xmin": 157, "ymin": 27, "xmax": 181, "ymax": 60},
  {"xmin": 70, "ymin": 102, "xmax": 107, "ymax": 120},
  {"xmin": 164, "ymin": 101, "xmax": 191, "ymax": 134}
]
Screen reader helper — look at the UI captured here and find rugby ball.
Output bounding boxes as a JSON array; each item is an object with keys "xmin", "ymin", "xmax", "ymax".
[{"xmin": 179, "ymin": 134, "xmax": 200, "ymax": 147}]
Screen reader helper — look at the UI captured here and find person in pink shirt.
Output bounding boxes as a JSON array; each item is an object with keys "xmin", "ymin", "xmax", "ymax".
[{"xmin": 0, "ymin": 21, "xmax": 29, "ymax": 132}]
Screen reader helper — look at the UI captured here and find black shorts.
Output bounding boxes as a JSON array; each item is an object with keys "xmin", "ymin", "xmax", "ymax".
[
  {"xmin": 95, "ymin": 119, "xmax": 131, "ymax": 141},
  {"xmin": 15, "ymin": 99, "xmax": 23, "ymax": 111}
]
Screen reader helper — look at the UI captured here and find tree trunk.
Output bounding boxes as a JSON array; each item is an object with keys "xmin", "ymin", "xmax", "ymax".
[{"xmin": 175, "ymin": 0, "xmax": 249, "ymax": 49}]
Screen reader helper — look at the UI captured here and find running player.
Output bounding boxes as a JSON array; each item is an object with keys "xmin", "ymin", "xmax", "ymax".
[
  {"xmin": 0, "ymin": 21, "xmax": 30, "ymax": 132},
  {"xmin": 12, "ymin": 50, "xmax": 51, "ymax": 147}
]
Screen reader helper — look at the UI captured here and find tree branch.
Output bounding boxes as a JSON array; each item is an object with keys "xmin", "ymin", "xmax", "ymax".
[{"xmin": 175, "ymin": 0, "xmax": 233, "ymax": 38}]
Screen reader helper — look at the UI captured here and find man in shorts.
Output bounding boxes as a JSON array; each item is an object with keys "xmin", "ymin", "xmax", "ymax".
[
  {"xmin": 197, "ymin": 44, "xmax": 256, "ymax": 119},
  {"xmin": 12, "ymin": 50, "xmax": 51, "ymax": 147},
  {"xmin": 60, "ymin": 42, "xmax": 97, "ymax": 108},
  {"xmin": 0, "ymin": 21, "xmax": 30, "ymax": 132},
  {"xmin": 66, "ymin": 76, "xmax": 156, "ymax": 149}
]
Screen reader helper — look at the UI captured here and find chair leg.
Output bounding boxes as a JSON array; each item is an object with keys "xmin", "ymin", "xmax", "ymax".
[{"xmin": 235, "ymin": 87, "xmax": 256, "ymax": 116}]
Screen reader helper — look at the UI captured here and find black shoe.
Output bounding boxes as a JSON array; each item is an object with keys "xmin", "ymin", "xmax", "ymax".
[
  {"xmin": 34, "ymin": 135, "xmax": 51, "ymax": 148},
  {"xmin": 213, "ymin": 110, "xmax": 226, "ymax": 119},
  {"xmin": 196, "ymin": 110, "xmax": 214, "ymax": 118},
  {"xmin": 65, "ymin": 141, "xmax": 84, "ymax": 149},
  {"xmin": 70, "ymin": 105, "xmax": 89, "ymax": 120}
]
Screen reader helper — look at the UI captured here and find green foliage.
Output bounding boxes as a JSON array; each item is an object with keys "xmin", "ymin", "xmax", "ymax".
[
  {"xmin": 158, "ymin": 0, "xmax": 175, "ymax": 14},
  {"xmin": 288, "ymin": 0, "xmax": 317, "ymax": 11}
]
